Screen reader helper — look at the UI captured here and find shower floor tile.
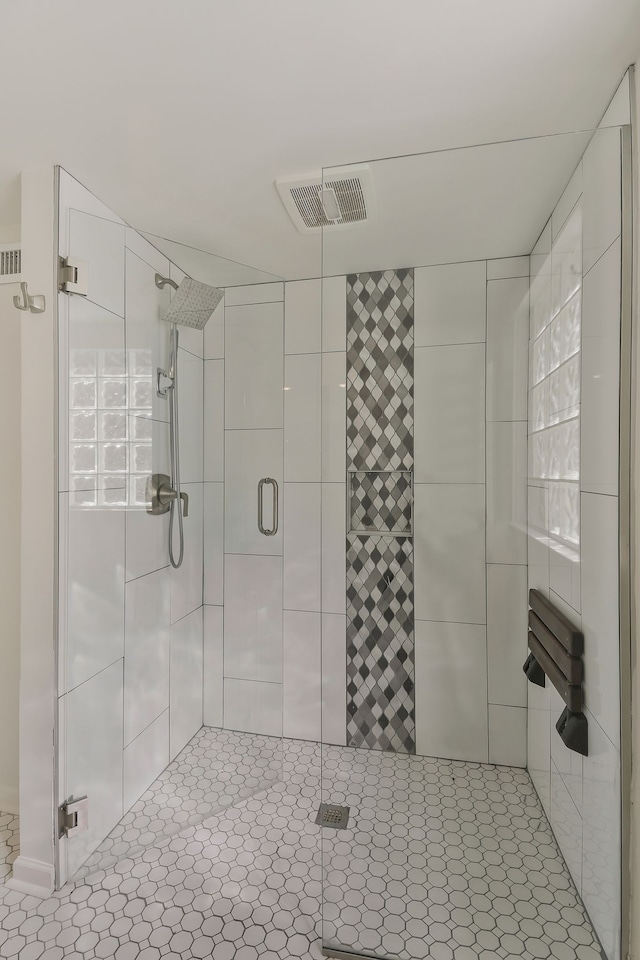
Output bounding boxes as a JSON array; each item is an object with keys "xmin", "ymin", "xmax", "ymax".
[
  {"xmin": 79, "ymin": 727, "xmax": 283, "ymax": 878},
  {"xmin": 0, "ymin": 812, "xmax": 18, "ymax": 885},
  {"xmin": 0, "ymin": 730, "xmax": 602, "ymax": 960}
]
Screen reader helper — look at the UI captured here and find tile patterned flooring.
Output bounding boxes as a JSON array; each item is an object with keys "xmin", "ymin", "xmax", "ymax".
[
  {"xmin": 0, "ymin": 729, "xmax": 603, "ymax": 960},
  {"xmin": 0, "ymin": 813, "xmax": 19, "ymax": 885},
  {"xmin": 79, "ymin": 729, "xmax": 283, "ymax": 879}
]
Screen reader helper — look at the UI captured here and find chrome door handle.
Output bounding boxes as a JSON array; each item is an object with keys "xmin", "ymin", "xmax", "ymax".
[{"xmin": 258, "ymin": 478, "xmax": 278, "ymax": 536}]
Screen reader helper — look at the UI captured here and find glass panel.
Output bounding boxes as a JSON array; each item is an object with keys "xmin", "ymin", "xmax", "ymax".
[
  {"xmin": 320, "ymin": 128, "xmax": 625, "ymax": 960},
  {"xmin": 57, "ymin": 177, "xmax": 286, "ymax": 883}
]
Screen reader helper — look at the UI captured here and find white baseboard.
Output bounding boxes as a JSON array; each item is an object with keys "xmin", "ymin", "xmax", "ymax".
[
  {"xmin": 0, "ymin": 785, "xmax": 19, "ymax": 816},
  {"xmin": 6, "ymin": 856, "xmax": 54, "ymax": 899}
]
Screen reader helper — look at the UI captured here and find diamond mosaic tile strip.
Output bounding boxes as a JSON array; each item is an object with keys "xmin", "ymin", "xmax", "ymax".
[
  {"xmin": 346, "ymin": 535, "xmax": 415, "ymax": 753},
  {"xmin": 0, "ymin": 728, "xmax": 602, "ymax": 960},
  {"xmin": 349, "ymin": 471, "xmax": 412, "ymax": 535},
  {"xmin": 345, "ymin": 268, "xmax": 415, "ymax": 755},
  {"xmin": 346, "ymin": 269, "xmax": 414, "ymax": 472},
  {"xmin": 0, "ymin": 811, "xmax": 19, "ymax": 885}
]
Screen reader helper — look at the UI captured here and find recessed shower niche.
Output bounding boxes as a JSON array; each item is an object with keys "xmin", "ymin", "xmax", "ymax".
[{"xmin": 348, "ymin": 470, "xmax": 413, "ymax": 536}]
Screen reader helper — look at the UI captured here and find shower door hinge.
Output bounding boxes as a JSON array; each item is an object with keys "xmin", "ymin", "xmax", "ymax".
[
  {"xmin": 58, "ymin": 796, "xmax": 89, "ymax": 838},
  {"xmin": 58, "ymin": 256, "xmax": 88, "ymax": 295}
]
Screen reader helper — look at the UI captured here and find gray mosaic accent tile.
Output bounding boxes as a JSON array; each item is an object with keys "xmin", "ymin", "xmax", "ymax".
[
  {"xmin": 346, "ymin": 269, "xmax": 414, "ymax": 471},
  {"xmin": 346, "ymin": 535, "xmax": 415, "ymax": 753},
  {"xmin": 345, "ymin": 268, "xmax": 415, "ymax": 754},
  {"xmin": 349, "ymin": 471, "xmax": 412, "ymax": 535}
]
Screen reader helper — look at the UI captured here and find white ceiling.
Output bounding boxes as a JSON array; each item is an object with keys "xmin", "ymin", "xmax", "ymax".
[
  {"xmin": 321, "ymin": 132, "xmax": 593, "ymax": 277},
  {"xmin": 2, "ymin": 1, "xmax": 640, "ymax": 279}
]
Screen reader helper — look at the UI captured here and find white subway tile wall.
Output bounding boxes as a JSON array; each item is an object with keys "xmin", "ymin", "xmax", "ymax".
[
  {"xmin": 284, "ymin": 353, "xmax": 322, "ymax": 482},
  {"xmin": 415, "ymin": 620, "xmax": 489, "ymax": 762},
  {"xmin": 412, "ymin": 258, "xmax": 529, "ymax": 766},
  {"xmin": 170, "ymin": 607, "xmax": 204, "ymax": 760},
  {"xmin": 218, "ymin": 284, "xmax": 285, "ymax": 735},
  {"xmin": 124, "ymin": 567, "xmax": 171, "ymax": 745},
  {"xmin": 526, "ymin": 116, "xmax": 624, "ymax": 960},
  {"xmin": 205, "ymin": 276, "xmax": 346, "ymax": 746},
  {"xmin": 414, "ymin": 342, "xmax": 485, "ymax": 483}
]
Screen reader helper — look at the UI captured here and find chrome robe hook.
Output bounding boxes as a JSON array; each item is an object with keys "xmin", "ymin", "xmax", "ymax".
[{"xmin": 13, "ymin": 281, "xmax": 45, "ymax": 314}]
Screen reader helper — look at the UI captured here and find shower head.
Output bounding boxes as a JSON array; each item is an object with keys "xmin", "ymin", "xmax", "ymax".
[{"xmin": 156, "ymin": 274, "xmax": 224, "ymax": 330}]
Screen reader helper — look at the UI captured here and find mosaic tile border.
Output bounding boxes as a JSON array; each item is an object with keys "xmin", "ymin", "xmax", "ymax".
[
  {"xmin": 346, "ymin": 534, "xmax": 415, "ymax": 753},
  {"xmin": 345, "ymin": 269, "xmax": 415, "ymax": 752},
  {"xmin": 346, "ymin": 269, "xmax": 414, "ymax": 472}
]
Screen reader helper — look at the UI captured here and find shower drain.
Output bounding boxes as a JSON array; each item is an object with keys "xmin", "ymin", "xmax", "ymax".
[{"xmin": 315, "ymin": 803, "xmax": 350, "ymax": 830}]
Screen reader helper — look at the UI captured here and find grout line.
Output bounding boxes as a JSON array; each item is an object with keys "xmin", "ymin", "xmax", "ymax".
[
  {"xmin": 223, "ymin": 677, "xmax": 283, "ymax": 687},
  {"xmin": 123, "ymin": 707, "xmax": 170, "ymax": 752},
  {"xmin": 121, "ymin": 248, "xmax": 128, "ymax": 822},
  {"xmin": 225, "ymin": 299, "xmax": 284, "ymax": 308},
  {"xmin": 582, "ymin": 231, "xmax": 622, "ymax": 279},
  {"xmin": 223, "ymin": 427, "xmax": 283, "ymax": 433},
  {"xmin": 484, "ymin": 265, "xmax": 490, "ymax": 763},
  {"xmin": 64, "ymin": 656, "xmax": 124, "ymax": 697},
  {"xmin": 125, "ymin": 565, "xmax": 170, "ymax": 586}
]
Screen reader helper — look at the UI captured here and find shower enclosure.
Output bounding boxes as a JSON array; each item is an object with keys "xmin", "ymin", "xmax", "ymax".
[{"xmin": 50, "ymin": 111, "xmax": 632, "ymax": 960}]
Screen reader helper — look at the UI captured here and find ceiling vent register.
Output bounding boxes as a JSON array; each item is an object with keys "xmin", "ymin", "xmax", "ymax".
[
  {"xmin": 0, "ymin": 244, "xmax": 22, "ymax": 284},
  {"xmin": 276, "ymin": 165, "xmax": 375, "ymax": 233}
]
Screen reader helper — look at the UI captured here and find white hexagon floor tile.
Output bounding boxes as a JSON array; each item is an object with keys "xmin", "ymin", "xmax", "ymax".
[
  {"xmin": 0, "ymin": 729, "xmax": 603, "ymax": 960},
  {"xmin": 0, "ymin": 813, "xmax": 19, "ymax": 885}
]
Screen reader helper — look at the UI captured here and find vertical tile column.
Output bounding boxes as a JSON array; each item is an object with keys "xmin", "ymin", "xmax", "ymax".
[
  {"xmin": 345, "ymin": 270, "xmax": 415, "ymax": 753},
  {"xmin": 280, "ymin": 275, "xmax": 349, "ymax": 748},
  {"xmin": 222, "ymin": 283, "xmax": 284, "ymax": 738},
  {"xmin": 283, "ymin": 280, "xmax": 322, "ymax": 742},
  {"xmin": 320, "ymin": 276, "xmax": 348, "ymax": 747},
  {"xmin": 203, "ymin": 296, "xmax": 225, "ymax": 729},
  {"xmin": 485, "ymin": 257, "xmax": 530, "ymax": 766},
  {"xmin": 413, "ymin": 261, "xmax": 488, "ymax": 763}
]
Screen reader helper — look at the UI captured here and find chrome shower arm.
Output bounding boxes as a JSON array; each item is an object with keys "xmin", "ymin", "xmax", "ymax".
[{"xmin": 155, "ymin": 273, "xmax": 179, "ymax": 291}]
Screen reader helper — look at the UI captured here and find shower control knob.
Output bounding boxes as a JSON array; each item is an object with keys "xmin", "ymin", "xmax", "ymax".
[
  {"xmin": 146, "ymin": 473, "xmax": 186, "ymax": 517},
  {"xmin": 157, "ymin": 479, "xmax": 179, "ymax": 508}
]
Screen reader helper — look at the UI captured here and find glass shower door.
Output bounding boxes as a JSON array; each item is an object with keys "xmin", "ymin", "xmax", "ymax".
[
  {"xmin": 56, "ymin": 170, "xmax": 286, "ymax": 885},
  {"xmin": 221, "ymin": 280, "xmax": 285, "ymax": 748},
  {"xmin": 319, "ymin": 129, "xmax": 630, "ymax": 960}
]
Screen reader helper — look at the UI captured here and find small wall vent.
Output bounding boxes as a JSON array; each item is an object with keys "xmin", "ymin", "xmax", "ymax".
[
  {"xmin": 276, "ymin": 165, "xmax": 375, "ymax": 233},
  {"xmin": 0, "ymin": 244, "xmax": 22, "ymax": 284}
]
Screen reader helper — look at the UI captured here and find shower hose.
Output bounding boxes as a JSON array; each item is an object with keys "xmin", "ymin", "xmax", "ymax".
[{"xmin": 168, "ymin": 323, "xmax": 185, "ymax": 569}]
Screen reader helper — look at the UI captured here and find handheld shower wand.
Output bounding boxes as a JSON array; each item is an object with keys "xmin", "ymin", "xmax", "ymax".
[{"xmin": 149, "ymin": 273, "xmax": 223, "ymax": 569}]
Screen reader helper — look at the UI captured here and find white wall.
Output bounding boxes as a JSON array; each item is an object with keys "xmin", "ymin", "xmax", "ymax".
[
  {"xmin": 202, "ymin": 276, "xmax": 349, "ymax": 745},
  {"xmin": 203, "ymin": 264, "xmax": 530, "ymax": 762},
  {"xmin": 202, "ymin": 278, "xmax": 348, "ymax": 744},
  {"xmin": 0, "ymin": 283, "xmax": 21, "ymax": 814},
  {"xmin": 414, "ymin": 257, "xmax": 529, "ymax": 766},
  {"xmin": 526, "ymin": 117, "xmax": 626, "ymax": 960}
]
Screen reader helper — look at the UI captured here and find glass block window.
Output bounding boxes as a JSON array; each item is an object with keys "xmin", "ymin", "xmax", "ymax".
[
  {"xmin": 529, "ymin": 203, "xmax": 582, "ymax": 560},
  {"xmin": 68, "ymin": 347, "xmax": 153, "ymax": 508}
]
